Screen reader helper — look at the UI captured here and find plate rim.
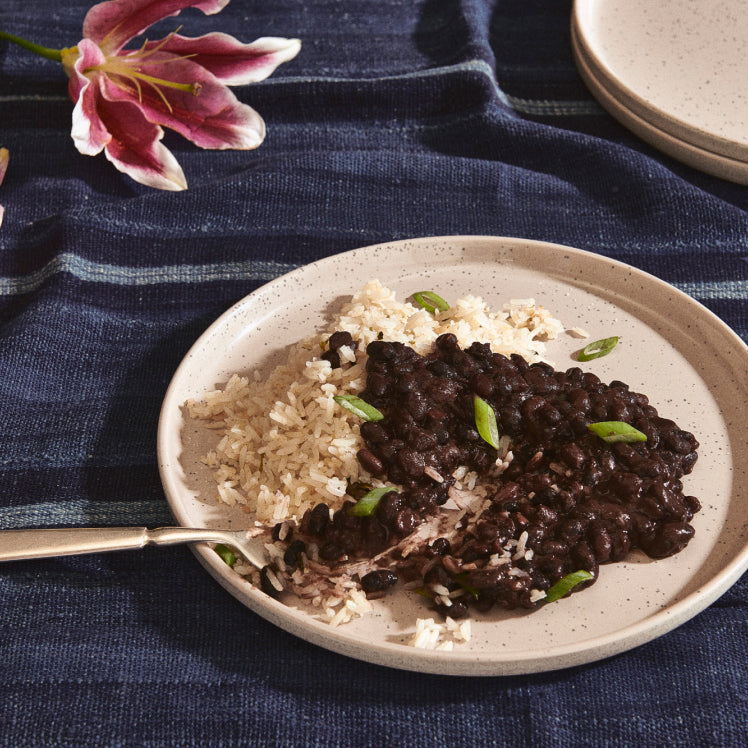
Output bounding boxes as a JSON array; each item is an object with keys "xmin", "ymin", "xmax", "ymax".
[{"xmin": 157, "ymin": 235, "xmax": 748, "ymax": 676}]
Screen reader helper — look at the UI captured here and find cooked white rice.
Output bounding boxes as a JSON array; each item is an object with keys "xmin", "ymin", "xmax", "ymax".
[
  {"xmin": 410, "ymin": 616, "xmax": 473, "ymax": 650},
  {"xmin": 187, "ymin": 280, "xmax": 564, "ymax": 525}
]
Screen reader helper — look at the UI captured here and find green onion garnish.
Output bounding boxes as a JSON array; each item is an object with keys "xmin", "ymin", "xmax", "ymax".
[
  {"xmin": 214, "ymin": 543, "xmax": 237, "ymax": 568},
  {"xmin": 473, "ymin": 394, "xmax": 500, "ymax": 449},
  {"xmin": 413, "ymin": 586, "xmax": 434, "ymax": 599},
  {"xmin": 412, "ymin": 291, "xmax": 449, "ymax": 314},
  {"xmin": 588, "ymin": 421, "xmax": 647, "ymax": 443},
  {"xmin": 577, "ymin": 336, "xmax": 619, "ymax": 361},
  {"xmin": 333, "ymin": 394, "xmax": 384, "ymax": 422},
  {"xmin": 455, "ymin": 573, "xmax": 480, "ymax": 599},
  {"xmin": 544, "ymin": 570, "xmax": 594, "ymax": 602},
  {"xmin": 349, "ymin": 486, "xmax": 398, "ymax": 517}
]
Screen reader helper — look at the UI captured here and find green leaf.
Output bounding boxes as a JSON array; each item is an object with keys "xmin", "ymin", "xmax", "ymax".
[
  {"xmin": 588, "ymin": 421, "xmax": 647, "ymax": 443},
  {"xmin": 544, "ymin": 570, "xmax": 594, "ymax": 602},
  {"xmin": 412, "ymin": 290, "xmax": 450, "ymax": 314},
  {"xmin": 333, "ymin": 394, "xmax": 384, "ymax": 422},
  {"xmin": 349, "ymin": 486, "xmax": 398, "ymax": 517},
  {"xmin": 577, "ymin": 336, "xmax": 619, "ymax": 361},
  {"xmin": 473, "ymin": 394, "xmax": 500, "ymax": 449}
]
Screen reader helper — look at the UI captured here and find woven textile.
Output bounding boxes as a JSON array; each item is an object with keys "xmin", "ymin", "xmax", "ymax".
[{"xmin": 0, "ymin": 1, "xmax": 746, "ymax": 745}]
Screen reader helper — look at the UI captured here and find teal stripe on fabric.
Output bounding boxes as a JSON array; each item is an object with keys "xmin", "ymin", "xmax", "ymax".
[
  {"xmin": 0, "ymin": 253, "xmax": 744, "ymax": 297},
  {"xmin": 0, "ymin": 94, "xmax": 69, "ymax": 102},
  {"xmin": 0, "ymin": 62, "xmax": 604, "ymax": 118},
  {"xmin": 0, "ymin": 499, "xmax": 174, "ymax": 528},
  {"xmin": 0, "ymin": 253, "xmax": 298, "ymax": 295},
  {"xmin": 674, "ymin": 280, "xmax": 748, "ymax": 300}
]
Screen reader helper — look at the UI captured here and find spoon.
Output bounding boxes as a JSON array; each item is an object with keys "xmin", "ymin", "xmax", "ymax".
[{"xmin": 0, "ymin": 526, "xmax": 267, "ymax": 569}]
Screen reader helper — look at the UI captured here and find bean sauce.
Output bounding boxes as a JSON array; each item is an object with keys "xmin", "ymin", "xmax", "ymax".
[{"xmin": 297, "ymin": 334, "xmax": 700, "ymax": 614}]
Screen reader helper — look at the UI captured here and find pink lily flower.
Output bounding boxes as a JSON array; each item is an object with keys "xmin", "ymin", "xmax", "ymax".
[
  {"xmin": 0, "ymin": 148, "xmax": 8, "ymax": 228},
  {"xmin": 59, "ymin": 0, "xmax": 300, "ymax": 190}
]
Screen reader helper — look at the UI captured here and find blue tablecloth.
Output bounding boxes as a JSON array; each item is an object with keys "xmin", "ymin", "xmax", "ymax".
[{"xmin": 1, "ymin": 1, "xmax": 746, "ymax": 745}]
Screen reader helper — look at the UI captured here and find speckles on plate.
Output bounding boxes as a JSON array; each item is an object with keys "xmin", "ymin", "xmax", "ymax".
[{"xmin": 157, "ymin": 235, "xmax": 748, "ymax": 676}]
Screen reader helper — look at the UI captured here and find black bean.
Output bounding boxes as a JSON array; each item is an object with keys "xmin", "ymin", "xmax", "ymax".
[
  {"xmin": 366, "ymin": 340, "xmax": 397, "ymax": 360},
  {"xmin": 271, "ymin": 522, "xmax": 291, "ymax": 542},
  {"xmin": 283, "ymin": 539, "xmax": 307, "ymax": 568},
  {"xmin": 408, "ymin": 428, "xmax": 438, "ymax": 451},
  {"xmin": 360, "ymin": 569, "xmax": 398, "ymax": 593},
  {"xmin": 393, "ymin": 508, "xmax": 419, "ymax": 535},
  {"xmin": 424, "ymin": 563, "xmax": 452, "ymax": 588},
  {"xmin": 376, "ymin": 491, "xmax": 405, "ymax": 528},
  {"xmin": 306, "ymin": 503, "xmax": 330, "ymax": 535},
  {"xmin": 359, "ymin": 421, "xmax": 389, "ymax": 445},
  {"xmin": 367, "ymin": 372, "xmax": 390, "ymax": 397},
  {"xmin": 588, "ymin": 520, "xmax": 613, "ymax": 563},
  {"xmin": 568, "ymin": 388, "xmax": 591, "ymax": 413},
  {"xmin": 427, "ymin": 537, "xmax": 451, "ymax": 556},
  {"xmin": 441, "ymin": 598, "xmax": 469, "ymax": 619},
  {"xmin": 684, "ymin": 495, "xmax": 702, "ymax": 514},
  {"xmin": 328, "ymin": 331, "xmax": 354, "ymax": 350},
  {"xmin": 557, "ymin": 518, "xmax": 584, "ymax": 544},
  {"xmin": 471, "ymin": 373, "xmax": 494, "ymax": 398},
  {"xmin": 321, "ymin": 349, "xmax": 341, "ymax": 368},
  {"xmin": 572, "ymin": 540, "xmax": 599, "ymax": 575},
  {"xmin": 301, "ymin": 330, "xmax": 702, "ymax": 615},
  {"xmin": 260, "ymin": 566, "xmax": 282, "ymax": 598},
  {"xmin": 611, "ymin": 471, "xmax": 643, "ymax": 499},
  {"xmin": 357, "ymin": 448, "xmax": 385, "ymax": 475},
  {"xmin": 559, "ymin": 442, "xmax": 586, "ymax": 470},
  {"xmin": 644, "ymin": 522, "xmax": 695, "ymax": 558},
  {"xmin": 318, "ymin": 542, "xmax": 345, "ymax": 561}
]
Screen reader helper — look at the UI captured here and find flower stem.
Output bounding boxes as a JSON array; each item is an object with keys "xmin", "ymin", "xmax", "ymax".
[{"xmin": 0, "ymin": 30, "xmax": 63, "ymax": 62}]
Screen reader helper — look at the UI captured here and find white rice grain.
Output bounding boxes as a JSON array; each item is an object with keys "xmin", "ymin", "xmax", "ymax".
[{"xmin": 187, "ymin": 280, "xmax": 563, "ymax": 547}]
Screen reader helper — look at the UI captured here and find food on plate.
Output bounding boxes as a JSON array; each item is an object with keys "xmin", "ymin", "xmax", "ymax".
[{"xmin": 187, "ymin": 281, "xmax": 700, "ymax": 640}]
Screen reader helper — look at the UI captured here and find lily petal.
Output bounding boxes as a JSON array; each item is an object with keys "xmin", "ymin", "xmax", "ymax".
[
  {"xmin": 67, "ymin": 40, "xmax": 111, "ymax": 154},
  {"xmin": 71, "ymin": 78, "xmax": 112, "ymax": 156},
  {"xmin": 102, "ymin": 53, "xmax": 265, "ymax": 150},
  {"xmin": 86, "ymin": 77, "xmax": 188, "ymax": 190},
  {"xmin": 65, "ymin": 38, "xmax": 107, "ymax": 102},
  {"xmin": 142, "ymin": 34, "xmax": 301, "ymax": 85},
  {"xmin": 84, "ymin": 0, "xmax": 230, "ymax": 54}
]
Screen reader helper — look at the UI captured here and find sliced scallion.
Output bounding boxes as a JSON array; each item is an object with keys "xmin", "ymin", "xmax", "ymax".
[
  {"xmin": 588, "ymin": 421, "xmax": 647, "ymax": 443},
  {"xmin": 577, "ymin": 336, "xmax": 618, "ymax": 361},
  {"xmin": 413, "ymin": 586, "xmax": 434, "ymax": 599},
  {"xmin": 412, "ymin": 290, "xmax": 449, "ymax": 314},
  {"xmin": 473, "ymin": 394, "xmax": 500, "ymax": 449},
  {"xmin": 349, "ymin": 486, "xmax": 397, "ymax": 517},
  {"xmin": 544, "ymin": 570, "xmax": 593, "ymax": 602},
  {"xmin": 214, "ymin": 543, "xmax": 237, "ymax": 568},
  {"xmin": 333, "ymin": 394, "xmax": 383, "ymax": 422},
  {"xmin": 455, "ymin": 573, "xmax": 479, "ymax": 599}
]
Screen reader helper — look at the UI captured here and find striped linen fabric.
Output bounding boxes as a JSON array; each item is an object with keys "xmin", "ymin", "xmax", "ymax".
[{"xmin": 0, "ymin": 1, "xmax": 746, "ymax": 746}]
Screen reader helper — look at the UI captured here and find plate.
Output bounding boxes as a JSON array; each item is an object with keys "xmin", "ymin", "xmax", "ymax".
[
  {"xmin": 571, "ymin": 21, "xmax": 748, "ymax": 185},
  {"xmin": 572, "ymin": 0, "xmax": 748, "ymax": 164},
  {"xmin": 157, "ymin": 236, "xmax": 748, "ymax": 676}
]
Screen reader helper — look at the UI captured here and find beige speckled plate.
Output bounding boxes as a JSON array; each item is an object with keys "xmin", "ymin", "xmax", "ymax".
[
  {"xmin": 157, "ymin": 236, "xmax": 748, "ymax": 676},
  {"xmin": 572, "ymin": 0, "xmax": 748, "ymax": 163},
  {"xmin": 571, "ymin": 21, "xmax": 748, "ymax": 185}
]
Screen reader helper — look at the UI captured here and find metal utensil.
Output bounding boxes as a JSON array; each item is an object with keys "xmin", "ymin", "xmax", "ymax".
[{"xmin": 0, "ymin": 527, "xmax": 267, "ymax": 569}]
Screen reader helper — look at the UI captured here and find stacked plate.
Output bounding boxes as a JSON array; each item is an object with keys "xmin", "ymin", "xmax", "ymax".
[{"xmin": 572, "ymin": 0, "xmax": 748, "ymax": 184}]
